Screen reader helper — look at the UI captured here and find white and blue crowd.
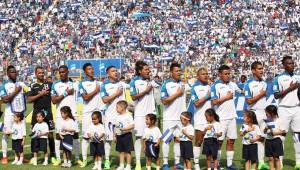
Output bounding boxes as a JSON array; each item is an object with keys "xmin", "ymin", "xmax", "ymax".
[{"xmin": 0, "ymin": 57, "xmax": 300, "ymax": 170}]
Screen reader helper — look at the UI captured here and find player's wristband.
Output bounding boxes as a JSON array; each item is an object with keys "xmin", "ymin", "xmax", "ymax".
[{"xmin": 63, "ymin": 91, "xmax": 68, "ymax": 97}]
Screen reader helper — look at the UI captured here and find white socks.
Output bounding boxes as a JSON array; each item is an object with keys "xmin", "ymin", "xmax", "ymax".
[
  {"xmin": 2, "ymin": 135, "xmax": 8, "ymax": 157},
  {"xmin": 82, "ymin": 139, "xmax": 89, "ymax": 161},
  {"xmin": 226, "ymin": 151, "xmax": 234, "ymax": 167},
  {"xmin": 105, "ymin": 141, "xmax": 111, "ymax": 161},
  {"xmin": 73, "ymin": 139, "xmax": 80, "ymax": 160},
  {"xmin": 162, "ymin": 142, "xmax": 169, "ymax": 165},
  {"xmin": 294, "ymin": 142, "xmax": 300, "ymax": 164},
  {"xmin": 174, "ymin": 142, "xmax": 180, "ymax": 164},
  {"xmin": 55, "ymin": 139, "xmax": 61, "ymax": 160},
  {"xmin": 217, "ymin": 150, "xmax": 222, "ymax": 162},
  {"xmin": 258, "ymin": 142, "xmax": 265, "ymax": 162},
  {"xmin": 193, "ymin": 146, "xmax": 201, "ymax": 168},
  {"xmin": 134, "ymin": 138, "xmax": 141, "ymax": 164}
]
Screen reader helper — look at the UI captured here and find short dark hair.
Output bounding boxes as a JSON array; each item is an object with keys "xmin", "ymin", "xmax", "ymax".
[
  {"xmin": 58, "ymin": 65, "xmax": 68, "ymax": 70},
  {"xmin": 244, "ymin": 110, "xmax": 258, "ymax": 125},
  {"xmin": 7, "ymin": 65, "xmax": 15, "ymax": 73},
  {"xmin": 116, "ymin": 100, "xmax": 128, "ymax": 109},
  {"xmin": 241, "ymin": 75, "xmax": 247, "ymax": 79},
  {"xmin": 170, "ymin": 62, "xmax": 181, "ymax": 71},
  {"xmin": 36, "ymin": 111, "xmax": 45, "ymax": 118},
  {"xmin": 146, "ymin": 113, "xmax": 157, "ymax": 125},
  {"xmin": 218, "ymin": 65, "xmax": 230, "ymax": 73},
  {"xmin": 135, "ymin": 61, "xmax": 147, "ymax": 76},
  {"xmin": 35, "ymin": 66, "xmax": 43, "ymax": 73},
  {"xmin": 14, "ymin": 112, "xmax": 24, "ymax": 121},
  {"xmin": 180, "ymin": 111, "xmax": 192, "ymax": 123},
  {"xmin": 282, "ymin": 55, "xmax": 293, "ymax": 64},
  {"xmin": 83, "ymin": 63, "xmax": 92, "ymax": 71},
  {"xmin": 92, "ymin": 111, "xmax": 103, "ymax": 124},
  {"xmin": 251, "ymin": 61, "xmax": 262, "ymax": 70},
  {"xmin": 106, "ymin": 65, "xmax": 116, "ymax": 73}
]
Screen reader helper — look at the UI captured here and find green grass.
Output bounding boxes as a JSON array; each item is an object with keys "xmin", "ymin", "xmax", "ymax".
[{"xmin": 0, "ymin": 104, "xmax": 296, "ymax": 169}]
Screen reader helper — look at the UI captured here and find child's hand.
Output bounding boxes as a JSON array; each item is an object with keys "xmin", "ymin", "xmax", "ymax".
[
  {"xmin": 154, "ymin": 143, "xmax": 159, "ymax": 147},
  {"xmin": 60, "ymin": 134, "xmax": 64, "ymax": 140},
  {"xmin": 175, "ymin": 137, "xmax": 180, "ymax": 143}
]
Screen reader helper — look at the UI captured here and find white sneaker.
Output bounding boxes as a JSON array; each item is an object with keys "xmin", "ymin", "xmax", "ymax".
[
  {"xmin": 33, "ymin": 159, "xmax": 38, "ymax": 166},
  {"xmin": 16, "ymin": 161, "xmax": 23, "ymax": 165},
  {"xmin": 116, "ymin": 166, "xmax": 124, "ymax": 170},
  {"xmin": 66, "ymin": 162, "xmax": 72, "ymax": 168},
  {"xmin": 11, "ymin": 160, "xmax": 18, "ymax": 165},
  {"xmin": 124, "ymin": 165, "xmax": 131, "ymax": 170},
  {"xmin": 194, "ymin": 164, "xmax": 200, "ymax": 170},
  {"xmin": 43, "ymin": 161, "xmax": 48, "ymax": 166},
  {"xmin": 61, "ymin": 162, "xmax": 68, "ymax": 168},
  {"xmin": 92, "ymin": 164, "xmax": 98, "ymax": 170}
]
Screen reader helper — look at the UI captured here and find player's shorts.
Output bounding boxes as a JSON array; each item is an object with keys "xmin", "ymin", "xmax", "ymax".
[
  {"xmin": 278, "ymin": 106, "xmax": 300, "ymax": 132},
  {"xmin": 218, "ymin": 118, "xmax": 237, "ymax": 141},
  {"xmin": 134, "ymin": 116, "xmax": 146, "ymax": 137},
  {"xmin": 82, "ymin": 112, "xmax": 93, "ymax": 138},
  {"xmin": 3, "ymin": 114, "xmax": 25, "ymax": 134}
]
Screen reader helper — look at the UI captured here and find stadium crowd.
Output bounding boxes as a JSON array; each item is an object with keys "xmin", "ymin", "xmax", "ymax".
[{"xmin": 0, "ymin": 0, "xmax": 300, "ymax": 83}]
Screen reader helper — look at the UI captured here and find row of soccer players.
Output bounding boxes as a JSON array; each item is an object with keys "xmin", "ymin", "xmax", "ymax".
[{"xmin": 0, "ymin": 55, "xmax": 300, "ymax": 170}]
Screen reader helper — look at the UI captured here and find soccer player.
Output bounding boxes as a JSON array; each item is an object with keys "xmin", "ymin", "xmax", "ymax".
[
  {"xmin": 101, "ymin": 65, "xmax": 125, "ymax": 169},
  {"xmin": 78, "ymin": 63, "xmax": 102, "ymax": 168},
  {"xmin": 211, "ymin": 65, "xmax": 240, "ymax": 170},
  {"xmin": 161, "ymin": 63, "xmax": 187, "ymax": 170},
  {"xmin": 243, "ymin": 61, "xmax": 269, "ymax": 170},
  {"xmin": 129, "ymin": 61, "xmax": 156, "ymax": 170},
  {"xmin": 51, "ymin": 65, "xmax": 80, "ymax": 166},
  {"xmin": 190, "ymin": 68, "xmax": 211, "ymax": 170},
  {"xmin": 0, "ymin": 65, "xmax": 28, "ymax": 164},
  {"xmin": 273, "ymin": 56, "xmax": 300, "ymax": 169},
  {"xmin": 27, "ymin": 66, "xmax": 55, "ymax": 161}
]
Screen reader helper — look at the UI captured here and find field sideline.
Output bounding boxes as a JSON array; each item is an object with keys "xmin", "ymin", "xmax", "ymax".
[{"xmin": 0, "ymin": 104, "xmax": 296, "ymax": 170}]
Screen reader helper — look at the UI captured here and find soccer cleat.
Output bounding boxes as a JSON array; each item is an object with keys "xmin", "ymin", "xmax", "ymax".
[
  {"xmin": 53, "ymin": 159, "xmax": 61, "ymax": 166},
  {"xmin": 162, "ymin": 164, "xmax": 169, "ymax": 170},
  {"xmin": 1, "ymin": 157, "xmax": 8, "ymax": 164},
  {"xmin": 32, "ymin": 159, "xmax": 38, "ymax": 166},
  {"xmin": 67, "ymin": 162, "xmax": 72, "ymax": 168},
  {"xmin": 104, "ymin": 160, "xmax": 111, "ymax": 169},
  {"xmin": 92, "ymin": 163, "xmax": 98, "ymax": 170},
  {"xmin": 79, "ymin": 159, "xmax": 87, "ymax": 168},
  {"xmin": 124, "ymin": 165, "xmax": 131, "ymax": 170},
  {"xmin": 174, "ymin": 163, "xmax": 184, "ymax": 169},
  {"xmin": 51, "ymin": 157, "xmax": 57, "ymax": 164},
  {"xmin": 295, "ymin": 163, "xmax": 300, "ymax": 170},
  {"xmin": 116, "ymin": 166, "xmax": 124, "ymax": 170},
  {"xmin": 258, "ymin": 162, "xmax": 269, "ymax": 170},
  {"xmin": 135, "ymin": 163, "xmax": 142, "ymax": 170}
]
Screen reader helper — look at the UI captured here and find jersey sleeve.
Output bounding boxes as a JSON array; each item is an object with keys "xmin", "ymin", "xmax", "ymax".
[
  {"xmin": 22, "ymin": 124, "xmax": 26, "ymax": 136},
  {"xmin": 244, "ymin": 82, "xmax": 252, "ymax": 99},
  {"xmin": 190, "ymin": 86, "xmax": 199, "ymax": 103},
  {"xmin": 129, "ymin": 79, "xmax": 137, "ymax": 96},
  {"xmin": 44, "ymin": 123, "xmax": 49, "ymax": 133},
  {"xmin": 50, "ymin": 83, "xmax": 57, "ymax": 96},
  {"xmin": 273, "ymin": 76, "xmax": 280, "ymax": 93},
  {"xmin": 100, "ymin": 83, "xmax": 109, "ymax": 98},
  {"xmin": 0, "ymin": 85, "xmax": 7, "ymax": 97},
  {"xmin": 160, "ymin": 82, "xmax": 169, "ymax": 100},
  {"xmin": 78, "ymin": 81, "xmax": 86, "ymax": 95},
  {"xmin": 210, "ymin": 83, "xmax": 218, "ymax": 100}
]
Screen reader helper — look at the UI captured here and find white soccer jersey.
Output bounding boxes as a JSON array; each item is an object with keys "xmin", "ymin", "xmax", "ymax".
[
  {"xmin": 11, "ymin": 122, "xmax": 26, "ymax": 140},
  {"xmin": 203, "ymin": 121, "xmax": 222, "ymax": 139},
  {"xmin": 0, "ymin": 80, "xmax": 27, "ymax": 116},
  {"xmin": 114, "ymin": 113, "xmax": 134, "ymax": 135},
  {"xmin": 79, "ymin": 79, "xmax": 102, "ymax": 114},
  {"xmin": 210, "ymin": 80, "xmax": 238, "ymax": 120},
  {"xmin": 244, "ymin": 79, "xmax": 267, "ymax": 110},
  {"xmin": 240, "ymin": 124, "xmax": 262, "ymax": 145},
  {"xmin": 32, "ymin": 122, "xmax": 49, "ymax": 139},
  {"xmin": 101, "ymin": 79, "xmax": 125, "ymax": 121},
  {"xmin": 51, "ymin": 80, "xmax": 77, "ymax": 117},
  {"xmin": 87, "ymin": 123, "xmax": 105, "ymax": 141},
  {"xmin": 190, "ymin": 80, "xmax": 211, "ymax": 125},
  {"xmin": 178, "ymin": 124, "xmax": 194, "ymax": 142},
  {"xmin": 261, "ymin": 118, "xmax": 286, "ymax": 139},
  {"xmin": 143, "ymin": 127, "xmax": 162, "ymax": 143},
  {"xmin": 60, "ymin": 118, "xmax": 77, "ymax": 135},
  {"xmin": 161, "ymin": 79, "xmax": 187, "ymax": 121},
  {"xmin": 273, "ymin": 72, "xmax": 300, "ymax": 107},
  {"xmin": 130, "ymin": 76, "xmax": 156, "ymax": 117}
]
